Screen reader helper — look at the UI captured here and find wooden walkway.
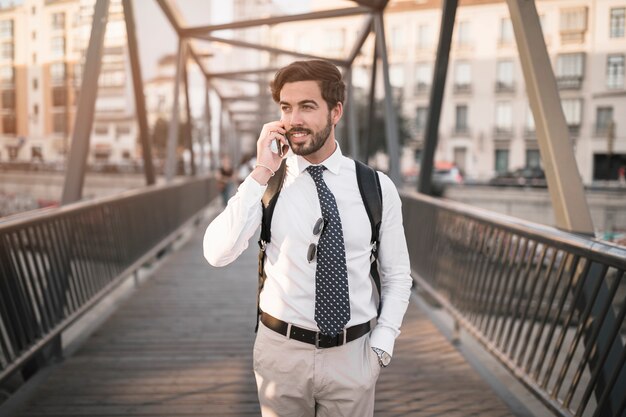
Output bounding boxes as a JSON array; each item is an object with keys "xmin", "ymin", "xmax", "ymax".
[{"xmin": 15, "ymin": 219, "xmax": 516, "ymax": 417}]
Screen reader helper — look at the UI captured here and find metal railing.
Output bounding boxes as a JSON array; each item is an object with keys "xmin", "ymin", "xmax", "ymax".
[
  {"xmin": 401, "ymin": 191, "xmax": 626, "ymax": 417},
  {"xmin": 0, "ymin": 177, "xmax": 217, "ymax": 383}
]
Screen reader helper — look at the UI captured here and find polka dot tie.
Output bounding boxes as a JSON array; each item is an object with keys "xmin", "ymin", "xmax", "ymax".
[{"xmin": 307, "ymin": 165, "xmax": 350, "ymax": 336}]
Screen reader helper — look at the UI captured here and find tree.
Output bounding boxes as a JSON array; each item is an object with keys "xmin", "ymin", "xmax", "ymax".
[
  {"xmin": 354, "ymin": 89, "xmax": 412, "ymax": 161},
  {"xmin": 151, "ymin": 117, "xmax": 189, "ymax": 159}
]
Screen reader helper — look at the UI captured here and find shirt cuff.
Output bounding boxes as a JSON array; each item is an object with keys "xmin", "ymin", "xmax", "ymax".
[
  {"xmin": 240, "ymin": 173, "xmax": 268, "ymax": 196},
  {"xmin": 369, "ymin": 325, "xmax": 398, "ymax": 357}
]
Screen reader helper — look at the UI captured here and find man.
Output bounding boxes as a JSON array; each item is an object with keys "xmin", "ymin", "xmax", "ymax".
[{"xmin": 203, "ymin": 60, "xmax": 411, "ymax": 417}]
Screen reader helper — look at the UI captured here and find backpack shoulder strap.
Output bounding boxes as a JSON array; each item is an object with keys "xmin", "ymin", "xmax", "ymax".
[
  {"xmin": 256, "ymin": 159, "xmax": 287, "ymax": 331},
  {"xmin": 354, "ymin": 160, "xmax": 383, "ymax": 316},
  {"xmin": 354, "ymin": 160, "xmax": 382, "ymax": 246},
  {"xmin": 259, "ymin": 160, "xmax": 288, "ymax": 246}
]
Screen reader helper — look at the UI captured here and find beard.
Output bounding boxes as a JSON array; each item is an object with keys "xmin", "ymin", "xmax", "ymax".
[{"xmin": 286, "ymin": 113, "xmax": 332, "ymax": 157}]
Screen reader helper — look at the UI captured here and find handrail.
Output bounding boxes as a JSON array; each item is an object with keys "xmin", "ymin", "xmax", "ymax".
[
  {"xmin": 400, "ymin": 190, "xmax": 625, "ymax": 417},
  {"xmin": 0, "ymin": 176, "xmax": 218, "ymax": 384}
]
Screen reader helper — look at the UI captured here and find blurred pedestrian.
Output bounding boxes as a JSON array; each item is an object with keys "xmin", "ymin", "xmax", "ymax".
[{"xmin": 218, "ymin": 155, "xmax": 234, "ymax": 206}]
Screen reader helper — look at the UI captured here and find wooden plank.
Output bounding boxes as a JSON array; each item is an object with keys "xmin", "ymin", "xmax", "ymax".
[{"xmin": 16, "ymin": 222, "xmax": 515, "ymax": 417}]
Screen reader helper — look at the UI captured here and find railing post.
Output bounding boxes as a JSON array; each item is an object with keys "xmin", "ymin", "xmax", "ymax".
[
  {"xmin": 182, "ymin": 44, "xmax": 196, "ymax": 176},
  {"xmin": 345, "ymin": 66, "xmax": 359, "ymax": 160},
  {"xmin": 364, "ymin": 41, "xmax": 378, "ymax": 164}
]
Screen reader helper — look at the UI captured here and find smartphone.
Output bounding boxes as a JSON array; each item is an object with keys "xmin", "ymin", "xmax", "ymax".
[{"xmin": 275, "ymin": 138, "xmax": 287, "ymax": 157}]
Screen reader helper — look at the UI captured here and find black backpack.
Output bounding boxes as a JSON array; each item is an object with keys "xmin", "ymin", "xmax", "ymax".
[{"xmin": 256, "ymin": 159, "xmax": 383, "ymax": 331}]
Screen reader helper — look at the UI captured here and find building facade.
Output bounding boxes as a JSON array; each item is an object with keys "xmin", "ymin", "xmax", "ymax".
[
  {"xmin": 268, "ymin": 0, "xmax": 626, "ymax": 184},
  {"xmin": 0, "ymin": 0, "xmax": 137, "ymax": 166}
]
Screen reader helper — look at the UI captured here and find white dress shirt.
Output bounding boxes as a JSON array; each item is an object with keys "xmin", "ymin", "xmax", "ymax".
[{"xmin": 203, "ymin": 144, "xmax": 412, "ymax": 356}]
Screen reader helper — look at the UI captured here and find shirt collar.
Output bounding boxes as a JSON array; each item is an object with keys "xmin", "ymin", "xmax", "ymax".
[{"xmin": 293, "ymin": 141, "xmax": 343, "ymax": 175}]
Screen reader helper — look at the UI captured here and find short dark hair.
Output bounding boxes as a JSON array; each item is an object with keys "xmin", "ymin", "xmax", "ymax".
[{"xmin": 270, "ymin": 60, "xmax": 345, "ymax": 111}]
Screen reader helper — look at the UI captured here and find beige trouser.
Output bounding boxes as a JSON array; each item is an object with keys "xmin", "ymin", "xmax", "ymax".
[{"xmin": 253, "ymin": 321, "xmax": 381, "ymax": 417}]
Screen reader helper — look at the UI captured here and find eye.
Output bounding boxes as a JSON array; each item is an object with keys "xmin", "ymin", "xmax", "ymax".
[{"xmin": 281, "ymin": 106, "xmax": 291, "ymax": 112}]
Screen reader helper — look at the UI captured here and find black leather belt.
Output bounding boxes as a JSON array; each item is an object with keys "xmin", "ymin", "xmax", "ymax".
[{"xmin": 260, "ymin": 312, "xmax": 370, "ymax": 349}]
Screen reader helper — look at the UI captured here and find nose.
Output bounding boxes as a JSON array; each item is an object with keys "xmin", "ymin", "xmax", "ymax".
[{"xmin": 286, "ymin": 109, "xmax": 304, "ymax": 127}]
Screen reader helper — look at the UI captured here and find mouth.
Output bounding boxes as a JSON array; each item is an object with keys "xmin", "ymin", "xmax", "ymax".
[{"xmin": 287, "ymin": 130, "xmax": 311, "ymax": 141}]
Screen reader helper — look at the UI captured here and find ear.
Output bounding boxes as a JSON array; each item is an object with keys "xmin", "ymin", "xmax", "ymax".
[{"xmin": 331, "ymin": 102, "xmax": 343, "ymax": 125}]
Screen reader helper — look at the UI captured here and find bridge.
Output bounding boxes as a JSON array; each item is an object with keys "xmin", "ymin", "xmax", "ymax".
[{"xmin": 1, "ymin": 1, "xmax": 625, "ymax": 417}]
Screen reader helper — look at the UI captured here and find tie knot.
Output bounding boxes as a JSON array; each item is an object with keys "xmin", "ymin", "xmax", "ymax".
[{"xmin": 307, "ymin": 165, "xmax": 326, "ymax": 182}]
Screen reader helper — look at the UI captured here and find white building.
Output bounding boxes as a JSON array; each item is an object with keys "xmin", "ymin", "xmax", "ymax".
[
  {"xmin": 0, "ymin": 0, "xmax": 138, "ymax": 166},
  {"xmin": 266, "ymin": 0, "xmax": 626, "ymax": 184}
]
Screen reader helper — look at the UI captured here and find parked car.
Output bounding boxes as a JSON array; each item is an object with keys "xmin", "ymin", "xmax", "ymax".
[
  {"xmin": 432, "ymin": 162, "xmax": 464, "ymax": 185},
  {"xmin": 489, "ymin": 167, "xmax": 546, "ymax": 187}
]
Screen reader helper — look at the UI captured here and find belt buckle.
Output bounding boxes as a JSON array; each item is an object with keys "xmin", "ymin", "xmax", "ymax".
[{"xmin": 315, "ymin": 332, "xmax": 321, "ymax": 348}]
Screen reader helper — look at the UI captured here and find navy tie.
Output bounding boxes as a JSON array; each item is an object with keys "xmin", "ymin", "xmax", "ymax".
[{"xmin": 307, "ymin": 165, "xmax": 350, "ymax": 336}]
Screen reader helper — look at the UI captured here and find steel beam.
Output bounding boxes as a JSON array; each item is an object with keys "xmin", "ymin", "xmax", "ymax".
[
  {"xmin": 209, "ymin": 68, "xmax": 282, "ymax": 78},
  {"xmin": 182, "ymin": 45, "xmax": 196, "ymax": 176},
  {"xmin": 346, "ymin": 15, "xmax": 374, "ymax": 66},
  {"xmin": 181, "ymin": 7, "xmax": 372, "ymax": 36},
  {"xmin": 165, "ymin": 40, "xmax": 184, "ymax": 181},
  {"xmin": 506, "ymin": 0, "xmax": 593, "ymax": 234},
  {"xmin": 364, "ymin": 40, "xmax": 378, "ymax": 163},
  {"xmin": 155, "ymin": 0, "xmax": 181, "ymax": 34},
  {"xmin": 194, "ymin": 34, "xmax": 346, "ymax": 66},
  {"xmin": 417, "ymin": 0, "xmax": 458, "ymax": 195},
  {"xmin": 373, "ymin": 12, "xmax": 401, "ymax": 184},
  {"xmin": 122, "ymin": 0, "xmax": 155, "ymax": 186},
  {"xmin": 345, "ymin": 67, "xmax": 359, "ymax": 160},
  {"xmin": 61, "ymin": 0, "xmax": 110, "ymax": 204}
]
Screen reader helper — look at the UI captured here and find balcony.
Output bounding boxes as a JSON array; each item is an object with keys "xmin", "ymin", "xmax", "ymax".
[
  {"xmin": 453, "ymin": 125, "xmax": 471, "ymax": 136},
  {"xmin": 494, "ymin": 126, "xmax": 514, "ymax": 139},
  {"xmin": 414, "ymin": 82, "xmax": 430, "ymax": 96},
  {"xmin": 568, "ymin": 124, "xmax": 581, "ymax": 137},
  {"xmin": 524, "ymin": 127, "xmax": 536, "ymax": 139},
  {"xmin": 495, "ymin": 82, "xmax": 516, "ymax": 94},
  {"xmin": 453, "ymin": 83, "xmax": 472, "ymax": 94},
  {"xmin": 556, "ymin": 75, "xmax": 583, "ymax": 90}
]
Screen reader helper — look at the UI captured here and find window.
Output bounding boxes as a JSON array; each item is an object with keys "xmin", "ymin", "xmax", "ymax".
[
  {"xmin": 99, "ymin": 69, "xmax": 125, "ymax": 87},
  {"xmin": 95, "ymin": 125, "xmax": 108, "ymax": 135},
  {"xmin": 52, "ymin": 113, "xmax": 66, "ymax": 134},
  {"xmin": 52, "ymin": 87, "xmax": 67, "ymax": 107},
  {"xmin": 50, "ymin": 62, "xmax": 66, "ymax": 82},
  {"xmin": 2, "ymin": 114, "xmax": 16, "ymax": 134},
  {"xmin": 1, "ymin": 42, "xmax": 13, "ymax": 60},
  {"xmin": 414, "ymin": 63, "xmax": 431, "ymax": 94},
  {"xmin": 33, "ymin": 104, "xmax": 38, "ymax": 115},
  {"xmin": 391, "ymin": 26, "xmax": 405, "ymax": 53},
  {"xmin": 496, "ymin": 60, "xmax": 514, "ymax": 91},
  {"xmin": 560, "ymin": 8, "xmax": 587, "ymax": 43},
  {"xmin": 416, "ymin": 106, "xmax": 428, "ymax": 132},
  {"xmin": 499, "ymin": 18, "xmax": 513, "ymax": 44},
  {"xmin": 51, "ymin": 36, "xmax": 65, "ymax": 59},
  {"xmin": 417, "ymin": 24, "xmax": 431, "ymax": 49},
  {"xmin": 495, "ymin": 149, "xmax": 509, "ymax": 174},
  {"xmin": 525, "ymin": 104, "xmax": 536, "ymax": 135},
  {"xmin": 457, "ymin": 21, "xmax": 471, "ymax": 47},
  {"xmin": 454, "ymin": 61, "xmax": 471, "ymax": 92},
  {"xmin": 31, "ymin": 146, "xmax": 43, "ymax": 161},
  {"xmin": 32, "ymin": 78, "xmax": 38, "ymax": 90},
  {"xmin": 32, "ymin": 31, "xmax": 36, "ymax": 40},
  {"xmin": 561, "ymin": 98, "xmax": 582, "ymax": 133},
  {"xmin": 495, "ymin": 102, "xmax": 513, "ymax": 134},
  {"xmin": 51, "ymin": 12, "xmax": 65, "ymax": 30},
  {"xmin": 455, "ymin": 104, "xmax": 468, "ymax": 133},
  {"xmin": 526, "ymin": 149, "xmax": 541, "ymax": 168},
  {"xmin": 556, "ymin": 53, "xmax": 585, "ymax": 89},
  {"xmin": 610, "ymin": 8, "xmax": 625, "ymax": 38},
  {"xmin": 0, "ymin": 65, "xmax": 13, "ymax": 84},
  {"xmin": 607, "ymin": 55, "xmax": 624, "ymax": 89},
  {"xmin": 595, "ymin": 107, "xmax": 613, "ymax": 135},
  {"xmin": 2, "ymin": 89, "xmax": 15, "ymax": 109},
  {"xmin": 116, "ymin": 125, "xmax": 131, "ymax": 136},
  {"xmin": 389, "ymin": 65, "xmax": 405, "ymax": 90},
  {"xmin": 0, "ymin": 20, "xmax": 13, "ymax": 38}
]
